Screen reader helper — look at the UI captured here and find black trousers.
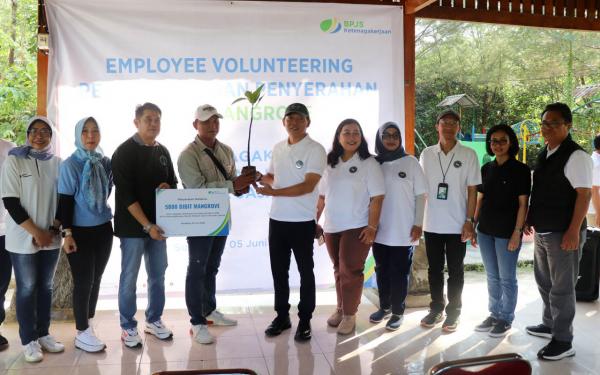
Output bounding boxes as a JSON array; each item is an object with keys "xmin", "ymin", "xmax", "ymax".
[
  {"xmin": 268, "ymin": 219, "xmax": 316, "ymax": 321},
  {"xmin": 372, "ymin": 243, "xmax": 414, "ymax": 315},
  {"xmin": 0, "ymin": 236, "xmax": 11, "ymax": 325},
  {"xmin": 424, "ymin": 232, "xmax": 466, "ymax": 318},
  {"xmin": 67, "ymin": 222, "xmax": 113, "ymax": 331}
]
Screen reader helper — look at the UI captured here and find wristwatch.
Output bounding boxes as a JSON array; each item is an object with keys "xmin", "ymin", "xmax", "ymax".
[
  {"xmin": 142, "ymin": 223, "xmax": 154, "ymax": 233},
  {"xmin": 61, "ymin": 229, "xmax": 72, "ymax": 238},
  {"xmin": 465, "ymin": 217, "xmax": 475, "ymax": 224}
]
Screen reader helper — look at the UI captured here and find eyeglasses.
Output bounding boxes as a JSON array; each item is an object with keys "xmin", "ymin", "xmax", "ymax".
[
  {"xmin": 28, "ymin": 128, "xmax": 52, "ymax": 136},
  {"xmin": 540, "ymin": 120, "xmax": 566, "ymax": 128},
  {"xmin": 439, "ymin": 119, "xmax": 459, "ymax": 127},
  {"xmin": 489, "ymin": 138, "xmax": 508, "ymax": 146},
  {"xmin": 382, "ymin": 133, "xmax": 400, "ymax": 140}
]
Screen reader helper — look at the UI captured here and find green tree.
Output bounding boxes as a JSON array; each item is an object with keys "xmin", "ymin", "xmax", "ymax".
[
  {"xmin": 0, "ymin": 0, "xmax": 37, "ymax": 144},
  {"xmin": 415, "ymin": 20, "xmax": 600, "ymax": 156}
]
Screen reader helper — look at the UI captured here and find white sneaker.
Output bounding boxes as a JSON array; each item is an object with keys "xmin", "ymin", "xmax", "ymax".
[
  {"xmin": 206, "ymin": 310, "xmax": 238, "ymax": 326},
  {"xmin": 38, "ymin": 335, "xmax": 65, "ymax": 353},
  {"xmin": 23, "ymin": 340, "xmax": 43, "ymax": 363},
  {"xmin": 75, "ymin": 327, "xmax": 106, "ymax": 353},
  {"xmin": 121, "ymin": 328, "xmax": 143, "ymax": 348},
  {"xmin": 190, "ymin": 324, "xmax": 214, "ymax": 345},
  {"xmin": 144, "ymin": 320, "xmax": 173, "ymax": 340}
]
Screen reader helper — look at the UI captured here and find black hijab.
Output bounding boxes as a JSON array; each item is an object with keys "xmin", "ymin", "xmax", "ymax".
[{"xmin": 375, "ymin": 121, "xmax": 406, "ymax": 164}]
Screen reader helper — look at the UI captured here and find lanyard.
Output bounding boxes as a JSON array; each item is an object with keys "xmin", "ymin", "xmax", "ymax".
[{"xmin": 438, "ymin": 152, "xmax": 455, "ymax": 183}]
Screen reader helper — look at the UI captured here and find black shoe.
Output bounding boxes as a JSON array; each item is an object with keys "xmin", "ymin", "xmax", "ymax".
[
  {"xmin": 526, "ymin": 323, "xmax": 552, "ymax": 339},
  {"xmin": 420, "ymin": 311, "xmax": 444, "ymax": 328},
  {"xmin": 538, "ymin": 339, "xmax": 575, "ymax": 360},
  {"xmin": 474, "ymin": 316, "xmax": 497, "ymax": 332},
  {"xmin": 442, "ymin": 315, "xmax": 459, "ymax": 332},
  {"xmin": 385, "ymin": 314, "xmax": 403, "ymax": 331},
  {"xmin": 294, "ymin": 320, "xmax": 311, "ymax": 342},
  {"xmin": 369, "ymin": 308, "xmax": 392, "ymax": 323},
  {"xmin": 489, "ymin": 319, "xmax": 511, "ymax": 338},
  {"xmin": 0, "ymin": 333, "xmax": 7, "ymax": 351},
  {"xmin": 265, "ymin": 316, "xmax": 291, "ymax": 337}
]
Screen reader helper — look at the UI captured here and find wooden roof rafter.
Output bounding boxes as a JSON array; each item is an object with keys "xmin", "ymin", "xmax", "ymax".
[{"xmin": 415, "ymin": 0, "xmax": 600, "ymax": 31}]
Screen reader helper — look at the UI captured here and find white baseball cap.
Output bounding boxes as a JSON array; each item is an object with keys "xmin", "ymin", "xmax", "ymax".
[{"xmin": 194, "ymin": 104, "xmax": 224, "ymax": 121}]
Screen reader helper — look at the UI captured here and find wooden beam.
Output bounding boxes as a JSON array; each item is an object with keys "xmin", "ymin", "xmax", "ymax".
[
  {"xmin": 523, "ymin": 0, "xmax": 533, "ymax": 14},
  {"xmin": 403, "ymin": 11, "xmax": 416, "ymax": 154},
  {"xmin": 587, "ymin": 0, "xmax": 597, "ymax": 19},
  {"xmin": 36, "ymin": 51, "xmax": 48, "ymax": 116},
  {"xmin": 545, "ymin": 0, "xmax": 554, "ymax": 15},
  {"xmin": 417, "ymin": 4, "xmax": 600, "ymax": 30},
  {"xmin": 510, "ymin": 0, "xmax": 520, "ymax": 13},
  {"xmin": 405, "ymin": 0, "xmax": 438, "ymax": 13},
  {"xmin": 556, "ymin": 0, "xmax": 565, "ymax": 16},
  {"xmin": 37, "ymin": 0, "xmax": 48, "ymax": 116},
  {"xmin": 238, "ymin": 0, "xmax": 405, "ymax": 4},
  {"xmin": 576, "ymin": 0, "xmax": 585, "ymax": 17}
]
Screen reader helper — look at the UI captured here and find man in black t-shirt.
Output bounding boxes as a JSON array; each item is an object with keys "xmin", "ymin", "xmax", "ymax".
[{"xmin": 112, "ymin": 103, "xmax": 177, "ymax": 348}]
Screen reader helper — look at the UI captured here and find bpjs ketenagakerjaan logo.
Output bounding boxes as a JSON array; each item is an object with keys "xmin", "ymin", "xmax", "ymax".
[{"xmin": 320, "ymin": 18, "xmax": 391, "ymax": 35}]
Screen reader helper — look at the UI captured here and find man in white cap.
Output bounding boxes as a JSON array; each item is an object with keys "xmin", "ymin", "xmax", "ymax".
[{"xmin": 177, "ymin": 104, "xmax": 255, "ymax": 344}]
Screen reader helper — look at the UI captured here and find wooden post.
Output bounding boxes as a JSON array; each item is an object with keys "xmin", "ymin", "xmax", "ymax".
[
  {"xmin": 37, "ymin": 0, "xmax": 48, "ymax": 116},
  {"xmin": 404, "ymin": 11, "xmax": 416, "ymax": 154},
  {"xmin": 36, "ymin": 51, "xmax": 48, "ymax": 116}
]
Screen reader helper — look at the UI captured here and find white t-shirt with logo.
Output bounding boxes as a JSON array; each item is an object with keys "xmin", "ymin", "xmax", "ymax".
[
  {"xmin": 0, "ymin": 139, "xmax": 16, "ymax": 236},
  {"xmin": 1, "ymin": 155, "xmax": 61, "ymax": 254},
  {"xmin": 375, "ymin": 155, "xmax": 428, "ymax": 246},
  {"xmin": 268, "ymin": 135, "xmax": 326, "ymax": 222},
  {"xmin": 420, "ymin": 142, "xmax": 481, "ymax": 234},
  {"xmin": 319, "ymin": 154, "xmax": 385, "ymax": 233}
]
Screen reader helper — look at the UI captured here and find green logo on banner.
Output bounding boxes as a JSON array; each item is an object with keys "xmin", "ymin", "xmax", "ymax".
[{"xmin": 320, "ymin": 18, "xmax": 341, "ymax": 33}]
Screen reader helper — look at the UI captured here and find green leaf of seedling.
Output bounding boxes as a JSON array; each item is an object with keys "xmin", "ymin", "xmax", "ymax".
[
  {"xmin": 248, "ymin": 84, "xmax": 265, "ymax": 104},
  {"xmin": 231, "ymin": 97, "xmax": 247, "ymax": 105}
]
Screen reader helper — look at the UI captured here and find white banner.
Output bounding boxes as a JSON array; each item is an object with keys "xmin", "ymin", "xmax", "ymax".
[{"xmin": 46, "ymin": 0, "xmax": 404, "ymax": 292}]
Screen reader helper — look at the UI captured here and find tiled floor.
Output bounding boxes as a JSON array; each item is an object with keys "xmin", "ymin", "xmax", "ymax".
[{"xmin": 1, "ymin": 271, "xmax": 599, "ymax": 374}]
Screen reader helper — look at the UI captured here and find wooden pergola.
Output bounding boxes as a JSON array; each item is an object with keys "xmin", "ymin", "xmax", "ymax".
[{"xmin": 36, "ymin": 0, "xmax": 600, "ymax": 153}]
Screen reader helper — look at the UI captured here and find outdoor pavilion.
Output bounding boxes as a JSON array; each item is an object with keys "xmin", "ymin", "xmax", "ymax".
[{"xmin": 12, "ymin": 1, "xmax": 598, "ymax": 374}]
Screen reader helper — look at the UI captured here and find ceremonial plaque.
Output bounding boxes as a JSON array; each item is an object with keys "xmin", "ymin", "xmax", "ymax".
[{"xmin": 156, "ymin": 188, "xmax": 230, "ymax": 237}]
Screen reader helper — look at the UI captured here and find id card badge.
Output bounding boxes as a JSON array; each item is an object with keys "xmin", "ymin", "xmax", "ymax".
[{"xmin": 437, "ymin": 183, "xmax": 449, "ymax": 200}]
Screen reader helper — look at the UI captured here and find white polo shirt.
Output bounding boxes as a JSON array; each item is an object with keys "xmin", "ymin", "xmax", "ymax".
[
  {"xmin": 420, "ymin": 142, "xmax": 481, "ymax": 234},
  {"xmin": 546, "ymin": 147, "xmax": 593, "ymax": 189},
  {"xmin": 589, "ymin": 151, "xmax": 600, "ymax": 214},
  {"xmin": 1, "ymin": 155, "xmax": 62, "ymax": 254},
  {"xmin": 0, "ymin": 139, "xmax": 16, "ymax": 236},
  {"xmin": 375, "ymin": 155, "xmax": 428, "ymax": 246},
  {"xmin": 268, "ymin": 135, "xmax": 326, "ymax": 222},
  {"xmin": 319, "ymin": 154, "xmax": 385, "ymax": 233}
]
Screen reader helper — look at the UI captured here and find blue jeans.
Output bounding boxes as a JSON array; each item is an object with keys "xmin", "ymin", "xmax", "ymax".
[
  {"xmin": 118, "ymin": 237, "xmax": 168, "ymax": 329},
  {"xmin": 9, "ymin": 249, "xmax": 59, "ymax": 345},
  {"xmin": 185, "ymin": 236, "xmax": 227, "ymax": 325},
  {"xmin": 0, "ymin": 236, "xmax": 12, "ymax": 325},
  {"xmin": 477, "ymin": 230, "xmax": 520, "ymax": 323}
]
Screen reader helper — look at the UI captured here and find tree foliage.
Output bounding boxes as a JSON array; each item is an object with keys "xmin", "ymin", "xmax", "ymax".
[
  {"xmin": 416, "ymin": 20, "xmax": 600, "ymax": 156},
  {"xmin": 0, "ymin": 0, "xmax": 37, "ymax": 144}
]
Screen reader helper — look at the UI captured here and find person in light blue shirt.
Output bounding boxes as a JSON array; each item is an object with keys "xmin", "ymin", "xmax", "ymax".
[{"xmin": 57, "ymin": 117, "xmax": 113, "ymax": 353}]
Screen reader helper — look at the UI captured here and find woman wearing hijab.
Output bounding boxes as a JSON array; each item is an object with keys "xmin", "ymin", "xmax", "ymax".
[
  {"xmin": 317, "ymin": 119, "xmax": 385, "ymax": 335},
  {"xmin": 0, "ymin": 116, "xmax": 63, "ymax": 362},
  {"xmin": 57, "ymin": 117, "xmax": 113, "ymax": 352},
  {"xmin": 369, "ymin": 122, "xmax": 428, "ymax": 330}
]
